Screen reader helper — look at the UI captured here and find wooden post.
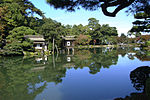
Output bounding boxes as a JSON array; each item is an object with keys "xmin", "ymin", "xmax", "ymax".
[
  {"xmin": 68, "ymin": 48, "xmax": 69, "ymax": 55},
  {"xmin": 72, "ymin": 48, "xmax": 74, "ymax": 55}
]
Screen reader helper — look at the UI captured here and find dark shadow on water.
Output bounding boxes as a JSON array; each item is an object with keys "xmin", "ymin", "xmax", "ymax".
[{"xmin": 114, "ymin": 66, "xmax": 150, "ymax": 100}]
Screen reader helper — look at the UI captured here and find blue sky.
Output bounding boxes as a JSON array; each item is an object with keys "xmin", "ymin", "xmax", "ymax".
[{"xmin": 30, "ymin": 0, "xmax": 135, "ymax": 36}]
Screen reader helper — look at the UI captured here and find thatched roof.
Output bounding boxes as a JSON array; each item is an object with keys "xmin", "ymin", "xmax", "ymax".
[{"xmin": 24, "ymin": 35, "xmax": 45, "ymax": 42}]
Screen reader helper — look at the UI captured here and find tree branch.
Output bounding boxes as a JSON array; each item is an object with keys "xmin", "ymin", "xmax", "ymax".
[{"xmin": 101, "ymin": 0, "xmax": 135, "ymax": 17}]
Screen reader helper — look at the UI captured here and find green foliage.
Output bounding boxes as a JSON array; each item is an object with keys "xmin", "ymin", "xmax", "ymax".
[
  {"xmin": 130, "ymin": 9, "xmax": 150, "ymax": 34},
  {"xmin": 73, "ymin": 48, "xmax": 118, "ymax": 74},
  {"xmin": 120, "ymin": 33, "xmax": 127, "ymax": 38},
  {"xmin": 127, "ymin": 0, "xmax": 150, "ymax": 15},
  {"xmin": 101, "ymin": 24, "xmax": 118, "ymax": 36},
  {"xmin": 23, "ymin": 51, "xmax": 35, "ymax": 56},
  {"xmin": 22, "ymin": 40, "xmax": 34, "ymax": 51},
  {"xmin": 1, "ymin": 41, "xmax": 23, "ymax": 56},
  {"xmin": 88, "ymin": 18, "xmax": 102, "ymax": 40},
  {"xmin": 0, "ymin": 56, "xmax": 66, "ymax": 100},
  {"xmin": 1, "ymin": 26, "xmax": 36, "ymax": 55},
  {"xmin": 106, "ymin": 36, "xmax": 118, "ymax": 45},
  {"xmin": 0, "ymin": 47, "xmax": 147, "ymax": 99},
  {"xmin": 39, "ymin": 18, "xmax": 61, "ymax": 38},
  {"xmin": 2, "ymin": 3, "xmax": 26, "ymax": 27},
  {"xmin": 76, "ymin": 34, "xmax": 91, "ymax": 45},
  {"xmin": 87, "ymin": 18, "xmax": 118, "ymax": 44},
  {"xmin": 28, "ymin": 18, "xmax": 45, "ymax": 31},
  {"xmin": 37, "ymin": 17, "xmax": 118, "ymax": 47},
  {"xmin": 72, "ymin": 24, "xmax": 89, "ymax": 35},
  {"xmin": 1, "ymin": 39, "xmax": 34, "ymax": 56},
  {"xmin": 48, "ymin": 42, "xmax": 53, "ymax": 51},
  {"xmin": 117, "ymin": 33, "xmax": 129, "ymax": 44},
  {"xmin": 146, "ymin": 41, "xmax": 150, "ymax": 47},
  {"xmin": 0, "ymin": 0, "xmax": 122, "ymax": 56},
  {"xmin": 0, "ymin": 0, "xmax": 44, "ymax": 49},
  {"xmin": 39, "ymin": 18, "xmax": 65, "ymax": 49},
  {"xmin": 47, "ymin": 0, "xmax": 136, "ymax": 17},
  {"xmin": 135, "ymin": 32, "xmax": 141, "ymax": 37},
  {"xmin": 7, "ymin": 26, "xmax": 37, "ymax": 41},
  {"xmin": 88, "ymin": 18, "xmax": 100, "ymax": 31},
  {"xmin": 1, "ymin": 2, "xmax": 37, "ymax": 28}
]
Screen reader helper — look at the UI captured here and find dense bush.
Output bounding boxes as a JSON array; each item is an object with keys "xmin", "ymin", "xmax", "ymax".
[
  {"xmin": 146, "ymin": 41, "xmax": 150, "ymax": 47},
  {"xmin": 76, "ymin": 34, "xmax": 91, "ymax": 45}
]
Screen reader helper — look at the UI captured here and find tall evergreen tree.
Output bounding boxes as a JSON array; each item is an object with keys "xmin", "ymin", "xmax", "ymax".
[
  {"xmin": 130, "ymin": 12, "xmax": 150, "ymax": 33},
  {"xmin": 0, "ymin": 0, "xmax": 44, "ymax": 48},
  {"xmin": 46, "ymin": 0, "xmax": 136, "ymax": 17}
]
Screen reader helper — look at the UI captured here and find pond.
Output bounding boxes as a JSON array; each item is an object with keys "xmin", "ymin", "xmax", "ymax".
[{"xmin": 0, "ymin": 47, "xmax": 150, "ymax": 100}]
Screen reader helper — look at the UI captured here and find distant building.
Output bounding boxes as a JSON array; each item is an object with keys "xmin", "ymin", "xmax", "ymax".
[
  {"xmin": 24, "ymin": 35, "xmax": 47, "ymax": 51},
  {"xmin": 62, "ymin": 36, "xmax": 76, "ymax": 47},
  {"xmin": 62, "ymin": 36, "xmax": 76, "ymax": 54}
]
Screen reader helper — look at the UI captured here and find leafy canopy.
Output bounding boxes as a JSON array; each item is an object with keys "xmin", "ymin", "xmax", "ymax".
[
  {"xmin": 87, "ymin": 18, "xmax": 118, "ymax": 41},
  {"xmin": 0, "ymin": 0, "xmax": 44, "ymax": 49},
  {"xmin": 46, "ymin": 0, "xmax": 148, "ymax": 17},
  {"xmin": 2, "ymin": 26, "xmax": 37, "ymax": 55},
  {"xmin": 7, "ymin": 26, "xmax": 37, "ymax": 41}
]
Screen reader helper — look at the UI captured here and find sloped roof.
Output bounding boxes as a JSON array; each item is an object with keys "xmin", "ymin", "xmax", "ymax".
[
  {"xmin": 62, "ymin": 36, "xmax": 76, "ymax": 40},
  {"xmin": 24, "ymin": 35, "xmax": 45, "ymax": 42}
]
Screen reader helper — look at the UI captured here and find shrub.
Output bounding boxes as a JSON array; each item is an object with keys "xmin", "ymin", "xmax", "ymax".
[
  {"xmin": 146, "ymin": 41, "xmax": 150, "ymax": 47},
  {"xmin": 76, "ymin": 34, "xmax": 91, "ymax": 45}
]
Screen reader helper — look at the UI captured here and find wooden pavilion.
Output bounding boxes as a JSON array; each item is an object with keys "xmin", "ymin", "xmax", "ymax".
[
  {"xmin": 62, "ymin": 36, "xmax": 76, "ymax": 54},
  {"xmin": 24, "ymin": 35, "xmax": 47, "ymax": 52}
]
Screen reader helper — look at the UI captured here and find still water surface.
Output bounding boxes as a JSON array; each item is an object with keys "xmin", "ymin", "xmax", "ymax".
[{"xmin": 0, "ymin": 47, "xmax": 150, "ymax": 100}]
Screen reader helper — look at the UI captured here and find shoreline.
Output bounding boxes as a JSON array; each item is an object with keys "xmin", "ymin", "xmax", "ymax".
[{"xmin": 75, "ymin": 44, "xmax": 139, "ymax": 48}]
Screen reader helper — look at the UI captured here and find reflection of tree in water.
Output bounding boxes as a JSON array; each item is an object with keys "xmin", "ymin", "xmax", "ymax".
[
  {"xmin": 117, "ymin": 47, "xmax": 136, "ymax": 58},
  {"xmin": 89, "ymin": 48, "xmax": 118, "ymax": 74},
  {"xmin": 73, "ymin": 49, "xmax": 92, "ymax": 68},
  {"xmin": 117, "ymin": 47, "xmax": 129, "ymax": 57},
  {"xmin": 73, "ymin": 48, "xmax": 119, "ymax": 74},
  {"xmin": 127, "ymin": 53, "xmax": 135, "ymax": 60},
  {"xmin": 114, "ymin": 66, "xmax": 150, "ymax": 100},
  {"xmin": 0, "ymin": 57, "xmax": 41, "ymax": 100},
  {"xmin": 135, "ymin": 49, "xmax": 150, "ymax": 61},
  {"xmin": 115, "ymin": 47, "xmax": 150, "ymax": 61},
  {"xmin": 0, "ymin": 56, "xmax": 66, "ymax": 100},
  {"xmin": 62, "ymin": 47, "xmax": 144, "ymax": 75},
  {"xmin": 0, "ymin": 47, "xmax": 149, "ymax": 100}
]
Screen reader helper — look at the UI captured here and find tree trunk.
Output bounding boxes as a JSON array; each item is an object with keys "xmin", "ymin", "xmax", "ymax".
[
  {"xmin": 53, "ymin": 37, "xmax": 54, "ymax": 54},
  {"xmin": 52, "ymin": 37, "xmax": 55, "ymax": 68},
  {"xmin": 53, "ymin": 52, "xmax": 55, "ymax": 68},
  {"xmin": 55, "ymin": 44, "xmax": 59, "ymax": 54}
]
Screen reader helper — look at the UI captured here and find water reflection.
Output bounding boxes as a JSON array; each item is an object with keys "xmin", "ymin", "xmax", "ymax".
[
  {"xmin": 0, "ymin": 47, "xmax": 150, "ymax": 100},
  {"xmin": 114, "ymin": 66, "xmax": 150, "ymax": 100},
  {"xmin": 0, "ymin": 56, "xmax": 66, "ymax": 100},
  {"xmin": 135, "ymin": 49, "xmax": 150, "ymax": 61}
]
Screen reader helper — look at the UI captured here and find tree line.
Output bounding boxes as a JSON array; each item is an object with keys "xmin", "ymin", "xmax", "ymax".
[
  {"xmin": 0, "ymin": 0, "xmax": 119, "ymax": 56},
  {"xmin": 0, "ymin": 0, "xmax": 149, "ymax": 56}
]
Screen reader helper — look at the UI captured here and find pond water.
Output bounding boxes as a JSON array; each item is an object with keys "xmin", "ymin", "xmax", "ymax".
[{"xmin": 0, "ymin": 47, "xmax": 150, "ymax": 100}]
